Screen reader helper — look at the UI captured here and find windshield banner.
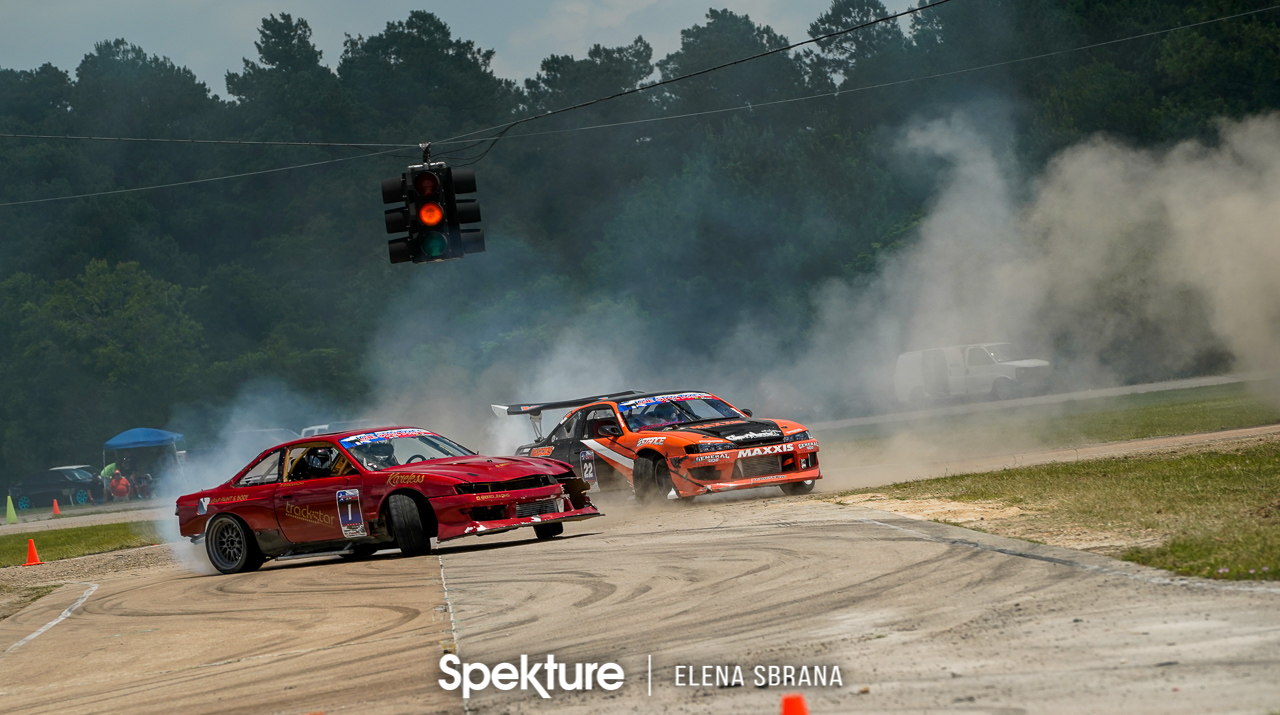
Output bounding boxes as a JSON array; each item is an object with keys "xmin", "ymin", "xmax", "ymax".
[
  {"xmin": 340, "ymin": 428, "xmax": 436, "ymax": 447},
  {"xmin": 618, "ymin": 392, "xmax": 710, "ymax": 411}
]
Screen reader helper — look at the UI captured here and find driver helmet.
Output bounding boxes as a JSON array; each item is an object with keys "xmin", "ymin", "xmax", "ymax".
[
  {"xmin": 305, "ymin": 448, "xmax": 336, "ymax": 472},
  {"xmin": 651, "ymin": 403, "xmax": 678, "ymax": 424},
  {"xmin": 353, "ymin": 440, "xmax": 396, "ymax": 468}
]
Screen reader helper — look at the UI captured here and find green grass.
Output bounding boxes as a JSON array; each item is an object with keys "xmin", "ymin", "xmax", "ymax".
[
  {"xmin": 0, "ymin": 522, "xmax": 162, "ymax": 567},
  {"xmin": 839, "ymin": 440, "xmax": 1280, "ymax": 580},
  {"xmin": 816, "ymin": 382, "xmax": 1280, "ymax": 466}
]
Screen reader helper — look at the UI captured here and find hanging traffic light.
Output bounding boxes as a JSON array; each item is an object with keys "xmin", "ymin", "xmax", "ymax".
[
  {"xmin": 408, "ymin": 166, "xmax": 452, "ymax": 262},
  {"xmin": 380, "ymin": 157, "xmax": 483, "ymax": 264}
]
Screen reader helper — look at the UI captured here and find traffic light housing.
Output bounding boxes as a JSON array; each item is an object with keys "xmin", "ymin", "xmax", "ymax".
[
  {"xmin": 381, "ymin": 164, "xmax": 483, "ymax": 264},
  {"xmin": 444, "ymin": 168, "xmax": 485, "ymax": 256}
]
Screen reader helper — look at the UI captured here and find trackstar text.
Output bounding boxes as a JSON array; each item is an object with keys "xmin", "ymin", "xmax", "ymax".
[
  {"xmin": 438, "ymin": 654, "xmax": 624, "ymax": 699},
  {"xmin": 674, "ymin": 664, "xmax": 844, "ymax": 688}
]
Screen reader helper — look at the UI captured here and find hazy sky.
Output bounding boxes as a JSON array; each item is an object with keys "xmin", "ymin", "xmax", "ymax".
[{"xmin": 0, "ymin": 1, "xmax": 915, "ymax": 95}]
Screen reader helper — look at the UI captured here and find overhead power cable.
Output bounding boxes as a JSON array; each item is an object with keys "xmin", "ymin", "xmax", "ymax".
[
  {"xmin": 430, "ymin": 2, "xmax": 1280, "ymax": 150},
  {"xmin": 0, "ymin": 132, "xmax": 415, "ymax": 149},
  {"xmin": 432, "ymin": 0, "xmax": 959, "ymax": 152},
  {"xmin": 0, "ymin": 148, "xmax": 402, "ymax": 208}
]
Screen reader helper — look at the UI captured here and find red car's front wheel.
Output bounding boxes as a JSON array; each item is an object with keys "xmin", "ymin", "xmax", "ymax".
[{"xmin": 389, "ymin": 494, "xmax": 432, "ymax": 557}]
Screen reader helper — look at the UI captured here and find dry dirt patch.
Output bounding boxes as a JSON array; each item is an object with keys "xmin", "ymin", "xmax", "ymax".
[{"xmin": 837, "ymin": 493, "xmax": 1166, "ymax": 554}]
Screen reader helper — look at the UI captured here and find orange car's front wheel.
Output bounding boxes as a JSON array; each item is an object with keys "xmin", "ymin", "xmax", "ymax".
[{"xmin": 632, "ymin": 455, "xmax": 674, "ymax": 505}]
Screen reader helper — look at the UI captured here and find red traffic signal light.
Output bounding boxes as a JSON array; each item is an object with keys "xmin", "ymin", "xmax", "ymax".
[{"xmin": 417, "ymin": 202, "xmax": 444, "ymax": 226}]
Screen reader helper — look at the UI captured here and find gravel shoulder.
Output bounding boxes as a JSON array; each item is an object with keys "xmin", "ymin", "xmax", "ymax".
[
  {"xmin": 0, "ymin": 545, "xmax": 175, "ymax": 620},
  {"xmin": 832, "ymin": 428, "xmax": 1280, "ymax": 558}
]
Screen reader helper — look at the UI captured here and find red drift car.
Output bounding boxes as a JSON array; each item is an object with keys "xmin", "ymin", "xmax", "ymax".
[
  {"xmin": 177, "ymin": 427, "xmax": 600, "ymax": 574},
  {"xmin": 495, "ymin": 391, "xmax": 821, "ymax": 503}
]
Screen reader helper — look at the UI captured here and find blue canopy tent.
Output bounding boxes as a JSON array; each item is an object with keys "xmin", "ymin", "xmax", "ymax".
[
  {"xmin": 102, "ymin": 429, "xmax": 188, "ymax": 496},
  {"xmin": 104, "ymin": 428, "xmax": 184, "ymax": 450}
]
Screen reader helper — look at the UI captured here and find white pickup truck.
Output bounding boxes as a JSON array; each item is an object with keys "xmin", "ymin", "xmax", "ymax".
[{"xmin": 894, "ymin": 343, "xmax": 1051, "ymax": 407}]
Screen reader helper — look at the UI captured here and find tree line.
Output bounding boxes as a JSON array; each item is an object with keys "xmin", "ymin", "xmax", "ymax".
[{"xmin": 1, "ymin": 0, "xmax": 1277, "ymax": 478}]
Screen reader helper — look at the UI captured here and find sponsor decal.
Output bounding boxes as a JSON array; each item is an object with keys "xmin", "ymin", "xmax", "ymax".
[
  {"xmin": 674, "ymin": 664, "xmax": 842, "ymax": 688},
  {"xmin": 637, "ymin": 436, "xmax": 666, "ymax": 446},
  {"xmin": 793, "ymin": 440, "xmax": 819, "ymax": 451},
  {"xmin": 693, "ymin": 453, "xmax": 732, "ymax": 463},
  {"xmin": 618, "ymin": 392, "xmax": 710, "ymax": 411},
  {"xmin": 438, "ymin": 654, "xmax": 624, "ymax": 699},
  {"xmin": 697, "ymin": 420, "xmax": 745, "ymax": 429},
  {"xmin": 579, "ymin": 450, "xmax": 597, "ymax": 485},
  {"xmin": 387, "ymin": 473, "xmax": 426, "ymax": 486},
  {"xmin": 727, "ymin": 429, "xmax": 782, "ymax": 442},
  {"xmin": 476, "ymin": 492, "xmax": 510, "ymax": 501},
  {"xmin": 736, "ymin": 444, "xmax": 794, "ymax": 458},
  {"xmin": 284, "ymin": 503, "xmax": 335, "ymax": 526},
  {"xmin": 197, "ymin": 497, "xmax": 209, "ymax": 515},
  {"xmin": 211, "ymin": 494, "xmax": 249, "ymax": 504},
  {"xmin": 340, "ymin": 428, "xmax": 438, "ymax": 447},
  {"xmin": 530, "ymin": 447, "xmax": 554, "ymax": 457},
  {"xmin": 336, "ymin": 489, "xmax": 366, "ymax": 537}
]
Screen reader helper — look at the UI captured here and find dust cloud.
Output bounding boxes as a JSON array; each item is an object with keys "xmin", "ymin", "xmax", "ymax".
[
  {"xmin": 418, "ymin": 111, "xmax": 1280, "ymax": 456},
  {"xmin": 160, "ymin": 110, "xmax": 1280, "ymax": 513}
]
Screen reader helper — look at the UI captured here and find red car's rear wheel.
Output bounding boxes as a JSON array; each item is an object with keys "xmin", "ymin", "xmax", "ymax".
[{"xmin": 206, "ymin": 515, "xmax": 265, "ymax": 574}]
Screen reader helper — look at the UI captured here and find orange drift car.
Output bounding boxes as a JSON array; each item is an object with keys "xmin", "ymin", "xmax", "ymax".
[{"xmin": 494, "ymin": 391, "xmax": 820, "ymax": 503}]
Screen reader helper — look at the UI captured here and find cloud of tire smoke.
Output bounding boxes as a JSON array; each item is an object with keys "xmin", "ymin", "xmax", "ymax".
[{"xmin": 373, "ymin": 111, "xmax": 1280, "ymax": 454}]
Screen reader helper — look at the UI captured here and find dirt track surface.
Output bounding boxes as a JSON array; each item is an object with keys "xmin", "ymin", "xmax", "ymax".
[
  {"xmin": 0, "ymin": 550, "xmax": 460, "ymax": 714},
  {"xmin": 3, "ymin": 444, "xmax": 1280, "ymax": 713},
  {"xmin": 444, "ymin": 497, "xmax": 1280, "ymax": 714}
]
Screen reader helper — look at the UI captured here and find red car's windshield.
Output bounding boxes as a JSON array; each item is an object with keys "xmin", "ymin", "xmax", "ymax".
[{"xmin": 618, "ymin": 393, "xmax": 743, "ymax": 432}]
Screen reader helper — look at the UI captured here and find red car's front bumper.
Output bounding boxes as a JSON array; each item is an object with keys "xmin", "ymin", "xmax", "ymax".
[{"xmin": 431, "ymin": 485, "xmax": 602, "ymax": 542}]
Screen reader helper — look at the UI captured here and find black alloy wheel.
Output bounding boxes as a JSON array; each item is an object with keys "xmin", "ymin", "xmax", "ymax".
[{"xmin": 205, "ymin": 515, "xmax": 265, "ymax": 574}]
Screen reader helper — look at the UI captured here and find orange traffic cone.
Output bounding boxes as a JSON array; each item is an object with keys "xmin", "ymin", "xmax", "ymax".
[
  {"xmin": 781, "ymin": 693, "xmax": 808, "ymax": 715},
  {"xmin": 23, "ymin": 539, "xmax": 44, "ymax": 566},
  {"xmin": 52, "ymin": 499, "xmax": 60, "ymax": 516}
]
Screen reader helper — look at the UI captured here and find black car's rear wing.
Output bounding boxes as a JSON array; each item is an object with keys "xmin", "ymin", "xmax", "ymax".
[{"xmin": 490, "ymin": 391, "xmax": 641, "ymax": 440}]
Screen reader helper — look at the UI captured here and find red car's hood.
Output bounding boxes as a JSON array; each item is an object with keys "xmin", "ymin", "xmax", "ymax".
[{"xmin": 372, "ymin": 455, "xmax": 565, "ymax": 484}]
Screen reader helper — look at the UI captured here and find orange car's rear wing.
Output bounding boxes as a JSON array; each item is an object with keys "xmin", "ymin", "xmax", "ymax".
[{"xmin": 490, "ymin": 391, "xmax": 641, "ymax": 439}]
